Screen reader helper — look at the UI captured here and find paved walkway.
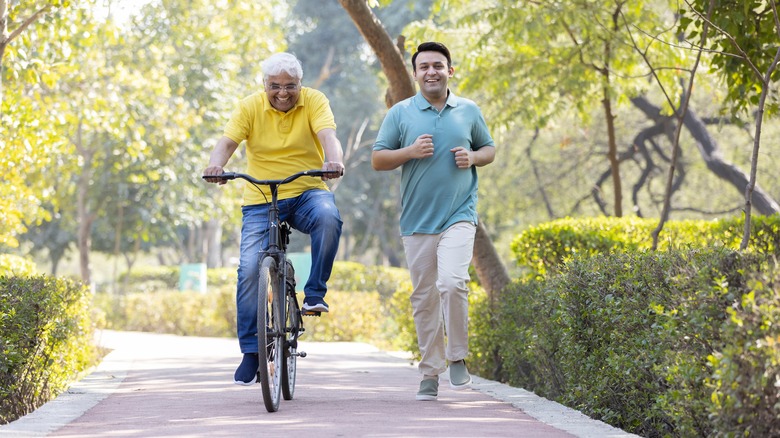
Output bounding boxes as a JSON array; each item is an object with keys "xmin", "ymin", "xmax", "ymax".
[{"xmin": 1, "ymin": 331, "xmax": 638, "ymax": 437}]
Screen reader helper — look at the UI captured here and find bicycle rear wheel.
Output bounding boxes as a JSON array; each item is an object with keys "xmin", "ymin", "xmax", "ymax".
[
  {"xmin": 257, "ymin": 256, "xmax": 284, "ymax": 413},
  {"xmin": 282, "ymin": 260, "xmax": 299, "ymax": 400}
]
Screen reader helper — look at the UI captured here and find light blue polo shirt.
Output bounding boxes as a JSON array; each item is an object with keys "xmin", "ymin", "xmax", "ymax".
[{"xmin": 373, "ymin": 91, "xmax": 495, "ymax": 236}]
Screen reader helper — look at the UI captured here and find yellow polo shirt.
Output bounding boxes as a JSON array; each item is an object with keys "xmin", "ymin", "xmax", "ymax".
[{"xmin": 223, "ymin": 87, "xmax": 336, "ymax": 205}]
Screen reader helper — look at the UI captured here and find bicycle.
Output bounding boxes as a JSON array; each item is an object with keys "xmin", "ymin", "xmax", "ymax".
[{"xmin": 203, "ymin": 169, "xmax": 341, "ymax": 412}]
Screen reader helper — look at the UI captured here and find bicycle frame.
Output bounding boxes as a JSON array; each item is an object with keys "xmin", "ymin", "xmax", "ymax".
[{"xmin": 262, "ymin": 180, "xmax": 289, "ymax": 260}]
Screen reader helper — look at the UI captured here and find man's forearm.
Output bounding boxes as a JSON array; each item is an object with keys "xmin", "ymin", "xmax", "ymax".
[
  {"xmin": 471, "ymin": 146, "xmax": 496, "ymax": 167},
  {"xmin": 208, "ymin": 137, "xmax": 239, "ymax": 168}
]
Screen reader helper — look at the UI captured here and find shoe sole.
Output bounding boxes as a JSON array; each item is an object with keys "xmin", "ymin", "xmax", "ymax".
[
  {"xmin": 233, "ymin": 375, "xmax": 257, "ymax": 386},
  {"xmin": 449, "ymin": 376, "xmax": 472, "ymax": 390},
  {"xmin": 415, "ymin": 394, "xmax": 437, "ymax": 401},
  {"xmin": 302, "ymin": 304, "xmax": 329, "ymax": 313}
]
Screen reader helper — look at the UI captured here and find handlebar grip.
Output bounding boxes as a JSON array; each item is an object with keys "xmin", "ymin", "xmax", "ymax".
[
  {"xmin": 317, "ymin": 169, "xmax": 343, "ymax": 178},
  {"xmin": 202, "ymin": 172, "xmax": 237, "ymax": 180}
]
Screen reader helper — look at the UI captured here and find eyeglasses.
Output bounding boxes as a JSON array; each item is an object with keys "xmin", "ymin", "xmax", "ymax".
[{"xmin": 267, "ymin": 84, "xmax": 300, "ymax": 91}]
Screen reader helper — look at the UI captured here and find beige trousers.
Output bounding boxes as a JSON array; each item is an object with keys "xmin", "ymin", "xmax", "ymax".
[{"xmin": 402, "ymin": 222, "xmax": 476, "ymax": 377}]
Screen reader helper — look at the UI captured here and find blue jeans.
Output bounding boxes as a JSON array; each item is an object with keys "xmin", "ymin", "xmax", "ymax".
[{"xmin": 236, "ymin": 189, "xmax": 342, "ymax": 353}]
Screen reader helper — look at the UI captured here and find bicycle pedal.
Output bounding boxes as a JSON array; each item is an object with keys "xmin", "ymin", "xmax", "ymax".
[{"xmin": 301, "ymin": 310, "xmax": 321, "ymax": 317}]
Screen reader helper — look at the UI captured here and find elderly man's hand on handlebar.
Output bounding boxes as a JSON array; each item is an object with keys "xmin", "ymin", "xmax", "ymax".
[
  {"xmin": 321, "ymin": 162, "xmax": 345, "ymax": 181},
  {"xmin": 203, "ymin": 166, "xmax": 228, "ymax": 185}
]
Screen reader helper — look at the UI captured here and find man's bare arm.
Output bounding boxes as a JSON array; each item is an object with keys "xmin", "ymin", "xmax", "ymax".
[
  {"xmin": 203, "ymin": 136, "xmax": 239, "ymax": 184},
  {"xmin": 317, "ymin": 128, "xmax": 345, "ymax": 180}
]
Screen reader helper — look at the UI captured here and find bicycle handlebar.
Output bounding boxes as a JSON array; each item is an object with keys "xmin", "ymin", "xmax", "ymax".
[{"xmin": 202, "ymin": 169, "xmax": 343, "ymax": 185}]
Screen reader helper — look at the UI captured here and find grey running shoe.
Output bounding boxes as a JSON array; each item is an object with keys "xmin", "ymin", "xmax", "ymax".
[
  {"xmin": 449, "ymin": 360, "xmax": 472, "ymax": 389},
  {"xmin": 416, "ymin": 378, "xmax": 439, "ymax": 401}
]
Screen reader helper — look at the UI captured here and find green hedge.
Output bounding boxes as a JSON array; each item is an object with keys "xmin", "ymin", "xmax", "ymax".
[
  {"xmin": 114, "ymin": 262, "xmax": 407, "ymax": 296},
  {"xmin": 0, "ymin": 275, "xmax": 96, "ymax": 425},
  {"xmin": 511, "ymin": 215, "xmax": 780, "ymax": 275},
  {"xmin": 0, "ymin": 254, "xmax": 36, "ymax": 277},
  {"xmin": 329, "ymin": 262, "xmax": 410, "ymax": 297},
  {"xmin": 97, "ymin": 261, "xmax": 413, "ymax": 350},
  {"xmin": 469, "ymin": 249, "xmax": 780, "ymax": 437},
  {"xmin": 93, "ymin": 284, "xmax": 237, "ymax": 337}
]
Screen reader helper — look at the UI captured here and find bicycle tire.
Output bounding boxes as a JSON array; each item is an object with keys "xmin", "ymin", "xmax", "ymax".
[
  {"xmin": 257, "ymin": 256, "xmax": 284, "ymax": 412},
  {"xmin": 281, "ymin": 260, "xmax": 299, "ymax": 400}
]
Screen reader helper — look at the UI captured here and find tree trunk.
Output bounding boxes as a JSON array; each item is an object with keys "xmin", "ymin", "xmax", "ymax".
[
  {"xmin": 337, "ymin": 0, "xmax": 415, "ymax": 105},
  {"xmin": 339, "ymin": 0, "xmax": 511, "ymax": 297},
  {"xmin": 472, "ymin": 222, "xmax": 511, "ymax": 305},
  {"xmin": 77, "ymin": 188, "xmax": 94, "ymax": 286},
  {"xmin": 601, "ymin": 11, "xmax": 622, "ymax": 218},
  {"xmin": 741, "ymin": 46, "xmax": 780, "ymax": 249},
  {"xmin": 602, "ymin": 83, "xmax": 622, "ymax": 217},
  {"xmin": 75, "ymin": 121, "xmax": 94, "ymax": 287}
]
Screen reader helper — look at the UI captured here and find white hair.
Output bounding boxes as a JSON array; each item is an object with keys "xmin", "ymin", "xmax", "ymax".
[{"xmin": 261, "ymin": 53, "xmax": 303, "ymax": 82}]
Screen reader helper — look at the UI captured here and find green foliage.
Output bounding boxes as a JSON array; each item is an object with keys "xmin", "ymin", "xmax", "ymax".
[
  {"xmin": 698, "ymin": 267, "xmax": 780, "ymax": 437},
  {"xmin": 387, "ymin": 281, "xmax": 418, "ymax": 356},
  {"xmin": 470, "ymin": 248, "xmax": 780, "ymax": 437},
  {"xmin": 0, "ymin": 254, "xmax": 37, "ymax": 277},
  {"xmin": 96, "ymin": 261, "xmax": 414, "ymax": 349},
  {"xmin": 468, "ymin": 279, "xmax": 564, "ymax": 397},
  {"xmin": 329, "ymin": 262, "xmax": 410, "ymax": 297},
  {"xmin": 647, "ymin": 252, "xmax": 780, "ymax": 437},
  {"xmin": 5, "ymin": 0, "xmax": 290, "ymax": 270},
  {"xmin": 94, "ymin": 285, "xmax": 236, "ymax": 337},
  {"xmin": 116, "ymin": 265, "xmax": 181, "ymax": 293},
  {"xmin": 0, "ymin": 275, "xmax": 96, "ymax": 425},
  {"xmin": 1, "ymin": 2, "xmax": 78, "ymax": 247},
  {"xmin": 407, "ymin": 0, "xmax": 683, "ymax": 127},
  {"xmin": 681, "ymin": 0, "xmax": 780, "ymax": 116},
  {"xmin": 300, "ymin": 290, "xmax": 389, "ymax": 347},
  {"xmin": 94, "ymin": 286, "xmax": 408, "ymax": 350},
  {"xmin": 114, "ymin": 262, "xmax": 406, "ymax": 296},
  {"xmin": 511, "ymin": 215, "xmax": 780, "ymax": 275}
]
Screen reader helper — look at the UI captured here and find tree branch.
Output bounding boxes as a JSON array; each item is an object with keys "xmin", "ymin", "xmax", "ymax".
[{"xmin": 5, "ymin": 5, "xmax": 52, "ymax": 46}]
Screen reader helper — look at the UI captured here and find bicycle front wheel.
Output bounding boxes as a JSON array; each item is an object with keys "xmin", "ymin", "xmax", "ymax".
[{"xmin": 257, "ymin": 256, "xmax": 284, "ymax": 413}]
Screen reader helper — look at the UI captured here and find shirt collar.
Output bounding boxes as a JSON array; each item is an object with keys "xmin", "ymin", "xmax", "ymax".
[{"xmin": 413, "ymin": 89, "xmax": 457, "ymax": 110}]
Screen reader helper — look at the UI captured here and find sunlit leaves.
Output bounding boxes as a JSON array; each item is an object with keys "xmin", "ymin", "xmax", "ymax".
[
  {"xmin": 405, "ymin": 0, "xmax": 688, "ymax": 127},
  {"xmin": 0, "ymin": 1, "xmax": 82, "ymax": 246},
  {"xmin": 681, "ymin": 0, "xmax": 780, "ymax": 116},
  {"xmin": 3, "ymin": 0, "xmax": 290, "ymax": 258}
]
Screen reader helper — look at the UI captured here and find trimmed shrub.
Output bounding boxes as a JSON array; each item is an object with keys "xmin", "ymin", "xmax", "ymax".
[
  {"xmin": 510, "ymin": 215, "xmax": 780, "ymax": 275},
  {"xmin": 329, "ymin": 262, "xmax": 410, "ymax": 297},
  {"xmin": 99, "ymin": 261, "xmax": 412, "ymax": 346},
  {"xmin": 117, "ymin": 265, "xmax": 180, "ymax": 293},
  {"xmin": 470, "ymin": 248, "xmax": 780, "ymax": 437},
  {"xmin": 387, "ymin": 280, "xmax": 417, "ymax": 356},
  {"xmin": 0, "ymin": 275, "xmax": 96, "ymax": 424},
  {"xmin": 94, "ymin": 284, "xmax": 236, "ymax": 337}
]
